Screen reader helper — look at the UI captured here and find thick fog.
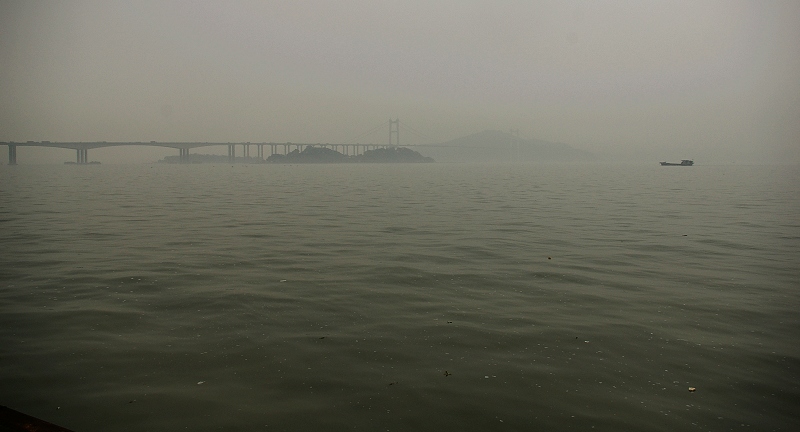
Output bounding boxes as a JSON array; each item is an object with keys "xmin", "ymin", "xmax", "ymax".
[{"xmin": 2, "ymin": 1, "xmax": 799, "ymax": 164}]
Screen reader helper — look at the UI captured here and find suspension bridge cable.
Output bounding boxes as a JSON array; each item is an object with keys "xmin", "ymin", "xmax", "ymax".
[
  {"xmin": 346, "ymin": 121, "xmax": 390, "ymax": 144},
  {"xmin": 398, "ymin": 121, "xmax": 435, "ymax": 144},
  {"xmin": 401, "ymin": 127, "xmax": 431, "ymax": 144}
]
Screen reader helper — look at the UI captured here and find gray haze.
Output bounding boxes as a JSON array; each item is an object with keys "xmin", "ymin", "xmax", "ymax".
[{"xmin": 2, "ymin": 0, "xmax": 799, "ymax": 164}]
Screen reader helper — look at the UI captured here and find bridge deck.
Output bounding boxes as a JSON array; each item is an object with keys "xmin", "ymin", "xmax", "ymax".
[{"xmin": 1, "ymin": 141, "xmax": 459, "ymax": 165}]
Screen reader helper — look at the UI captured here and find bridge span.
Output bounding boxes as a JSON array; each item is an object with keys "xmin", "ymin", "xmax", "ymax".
[
  {"xmin": 1, "ymin": 141, "xmax": 442, "ymax": 165},
  {"xmin": 1, "ymin": 119, "xmax": 468, "ymax": 165}
]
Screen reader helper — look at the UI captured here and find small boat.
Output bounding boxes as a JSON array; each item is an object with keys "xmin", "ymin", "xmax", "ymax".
[{"xmin": 660, "ymin": 160, "xmax": 693, "ymax": 166}]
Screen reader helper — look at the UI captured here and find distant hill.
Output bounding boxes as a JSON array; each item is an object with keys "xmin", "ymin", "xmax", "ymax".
[{"xmin": 419, "ymin": 130, "xmax": 594, "ymax": 162}]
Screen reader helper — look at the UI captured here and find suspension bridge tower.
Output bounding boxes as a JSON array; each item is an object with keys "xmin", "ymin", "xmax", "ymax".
[{"xmin": 389, "ymin": 119, "xmax": 400, "ymax": 147}]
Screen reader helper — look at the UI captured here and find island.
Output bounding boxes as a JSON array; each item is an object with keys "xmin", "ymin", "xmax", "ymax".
[{"xmin": 267, "ymin": 146, "xmax": 434, "ymax": 164}]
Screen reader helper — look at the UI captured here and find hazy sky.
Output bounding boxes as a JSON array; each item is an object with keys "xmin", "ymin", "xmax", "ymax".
[{"xmin": 2, "ymin": 0, "xmax": 799, "ymax": 163}]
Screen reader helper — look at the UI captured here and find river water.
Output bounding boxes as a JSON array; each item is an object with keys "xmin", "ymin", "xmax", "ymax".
[{"xmin": 1, "ymin": 162, "xmax": 798, "ymax": 431}]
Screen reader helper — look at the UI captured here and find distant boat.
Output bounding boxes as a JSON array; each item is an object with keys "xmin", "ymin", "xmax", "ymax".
[{"xmin": 660, "ymin": 160, "xmax": 693, "ymax": 166}]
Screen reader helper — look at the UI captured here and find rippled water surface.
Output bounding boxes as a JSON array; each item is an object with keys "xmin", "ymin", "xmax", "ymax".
[{"xmin": 1, "ymin": 163, "xmax": 798, "ymax": 431}]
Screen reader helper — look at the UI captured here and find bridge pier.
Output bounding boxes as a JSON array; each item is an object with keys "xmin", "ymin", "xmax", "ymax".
[
  {"xmin": 227, "ymin": 144, "xmax": 235, "ymax": 163},
  {"xmin": 179, "ymin": 148, "xmax": 190, "ymax": 163},
  {"xmin": 76, "ymin": 148, "xmax": 88, "ymax": 164},
  {"xmin": 7, "ymin": 144, "xmax": 16, "ymax": 165}
]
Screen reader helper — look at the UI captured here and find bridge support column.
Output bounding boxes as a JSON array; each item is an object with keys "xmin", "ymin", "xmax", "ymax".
[
  {"xmin": 8, "ymin": 144, "xmax": 16, "ymax": 165},
  {"xmin": 257, "ymin": 144, "xmax": 263, "ymax": 160},
  {"xmin": 228, "ymin": 145, "xmax": 235, "ymax": 163},
  {"xmin": 76, "ymin": 149, "xmax": 88, "ymax": 164},
  {"xmin": 179, "ymin": 148, "xmax": 190, "ymax": 163}
]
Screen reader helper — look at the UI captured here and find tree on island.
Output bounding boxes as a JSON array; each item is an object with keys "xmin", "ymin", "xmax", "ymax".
[
  {"xmin": 352, "ymin": 147, "xmax": 434, "ymax": 163},
  {"xmin": 267, "ymin": 146, "xmax": 349, "ymax": 163}
]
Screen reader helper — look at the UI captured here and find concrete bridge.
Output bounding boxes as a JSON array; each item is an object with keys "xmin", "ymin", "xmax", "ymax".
[
  {"xmin": 0, "ymin": 119, "xmax": 496, "ymax": 165},
  {"xmin": 1, "ymin": 141, "xmax": 435, "ymax": 165},
  {"xmin": 0, "ymin": 118, "xmax": 463, "ymax": 164}
]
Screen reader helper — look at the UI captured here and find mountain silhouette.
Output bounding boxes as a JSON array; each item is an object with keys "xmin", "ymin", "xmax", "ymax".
[{"xmin": 422, "ymin": 130, "xmax": 593, "ymax": 162}]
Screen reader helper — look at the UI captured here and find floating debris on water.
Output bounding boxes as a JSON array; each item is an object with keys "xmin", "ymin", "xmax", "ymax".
[
  {"xmin": 443, "ymin": 370, "xmax": 452, "ymax": 377},
  {"xmin": 688, "ymin": 387, "xmax": 696, "ymax": 392}
]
